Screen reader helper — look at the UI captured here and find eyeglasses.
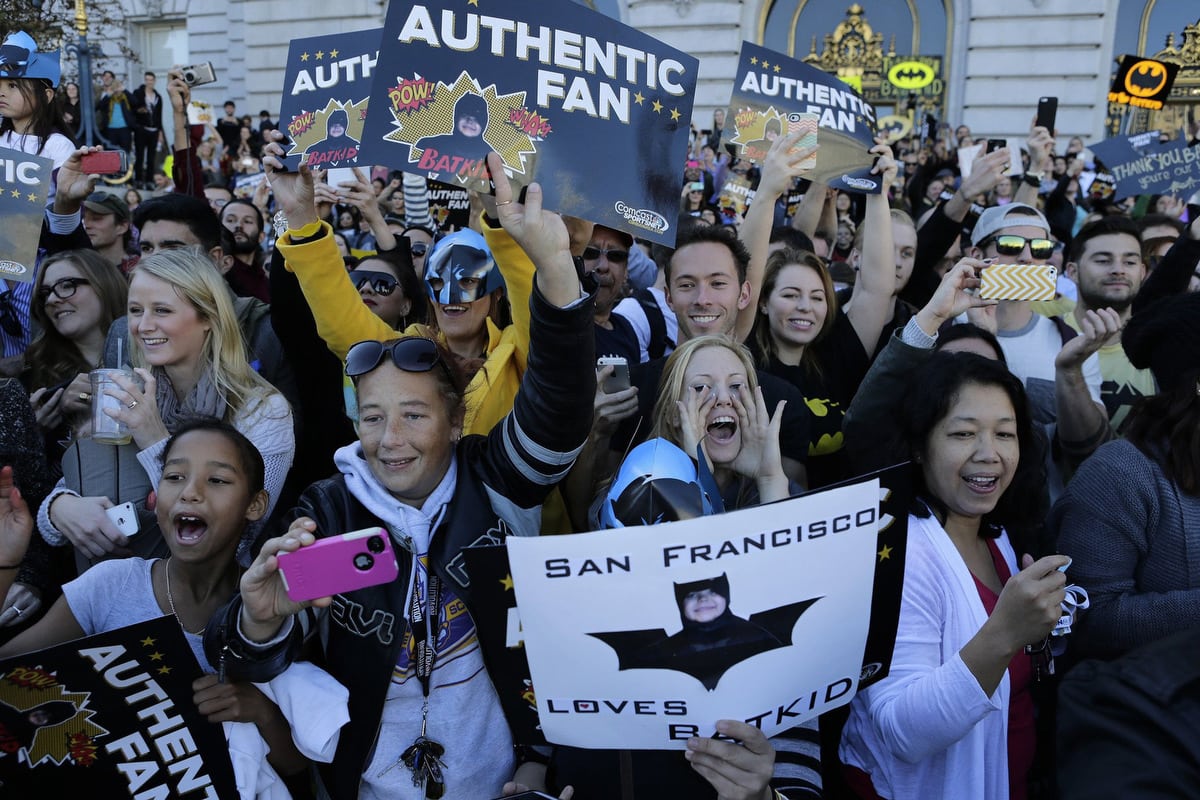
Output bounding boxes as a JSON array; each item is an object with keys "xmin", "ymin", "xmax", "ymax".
[
  {"xmin": 348, "ymin": 270, "xmax": 399, "ymax": 296},
  {"xmin": 410, "ymin": 242, "xmax": 428, "ymax": 257},
  {"xmin": 345, "ymin": 337, "xmax": 449, "ymax": 384},
  {"xmin": 582, "ymin": 247, "xmax": 629, "ymax": 264},
  {"xmin": 985, "ymin": 235, "xmax": 1055, "ymax": 260},
  {"xmin": 38, "ymin": 277, "xmax": 91, "ymax": 304}
]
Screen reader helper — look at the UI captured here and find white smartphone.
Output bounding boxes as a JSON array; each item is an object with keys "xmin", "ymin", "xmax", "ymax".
[
  {"xmin": 105, "ymin": 502, "xmax": 140, "ymax": 538},
  {"xmin": 326, "ymin": 167, "xmax": 356, "ymax": 193},
  {"xmin": 597, "ymin": 355, "xmax": 630, "ymax": 393}
]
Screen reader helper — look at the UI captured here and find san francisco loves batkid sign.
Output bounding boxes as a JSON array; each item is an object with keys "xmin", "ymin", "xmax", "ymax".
[
  {"xmin": 357, "ymin": 0, "xmax": 699, "ymax": 246},
  {"xmin": 508, "ymin": 477, "xmax": 882, "ymax": 749},
  {"xmin": 728, "ymin": 41, "xmax": 880, "ymax": 195},
  {"xmin": 0, "ymin": 616, "xmax": 237, "ymax": 798}
]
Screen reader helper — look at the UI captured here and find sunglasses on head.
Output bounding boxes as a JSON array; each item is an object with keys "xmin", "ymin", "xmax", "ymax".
[
  {"xmin": 410, "ymin": 242, "xmax": 428, "ymax": 257},
  {"xmin": 345, "ymin": 337, "xmax": 446, "ymax": 383},
  {"xmin": 39, "ymin": 277, "xmax": 90, "ymax": 304},
  {"xmin": 986, "ymin": 235, "xmax": 1055, "ymax": 259},
  {"xmin": 348, "ymin": 270, "xmax": 400, "ymax": 296},
  {"xmin": 582, "ymin": 246, "xmax": 629, "ymax": 264}
]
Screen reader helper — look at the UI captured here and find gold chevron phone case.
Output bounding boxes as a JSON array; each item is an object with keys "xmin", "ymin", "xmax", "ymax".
[{"xmin": 979, "ymin": 264, "xmax": 1058, "ymax": 301}]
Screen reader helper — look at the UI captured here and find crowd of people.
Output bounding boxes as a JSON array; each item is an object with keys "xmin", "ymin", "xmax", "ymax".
[{"xmin": 2, "ymin": 26, "xmax": 1200, "ymax": 800}]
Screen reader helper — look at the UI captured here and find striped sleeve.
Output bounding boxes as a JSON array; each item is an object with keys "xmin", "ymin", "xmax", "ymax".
[
  {"xmin": 771, "ymin": 718, "xmax": 823, "ymax": 798},
  {"xmin": 403, "ymin": 173, "xmax": 433, "ymax": 230}
]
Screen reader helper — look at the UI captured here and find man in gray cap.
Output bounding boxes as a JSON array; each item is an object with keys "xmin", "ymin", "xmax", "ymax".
[
  {"xmin": 968, "ymin": 203, "xmax": 1113, "ymax": 488},
  {"xmin": 81, "ymin": 191, "xmax": 135, "ymax": 273}
]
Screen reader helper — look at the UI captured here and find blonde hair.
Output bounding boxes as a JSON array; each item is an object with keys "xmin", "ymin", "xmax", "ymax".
[
  {"xmin": 650, "ymin": 335, "xmax": 759, "ymax": 444},
  {"xmin": 128, "ymin": 247, "xmax": 276, "ymax": 417}
]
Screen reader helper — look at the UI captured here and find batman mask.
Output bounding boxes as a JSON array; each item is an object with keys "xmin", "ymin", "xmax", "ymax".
[{"xmin": 424, "ymin": 228, "xmax": 504, "ymax": 304}]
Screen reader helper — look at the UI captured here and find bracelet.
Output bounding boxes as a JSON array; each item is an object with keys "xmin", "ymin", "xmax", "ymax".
[{"xmin": 1022, "ymin": 173, "xmax": 1043, "ymax": 188}]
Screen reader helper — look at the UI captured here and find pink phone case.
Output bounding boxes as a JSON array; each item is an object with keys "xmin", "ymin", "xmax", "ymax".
[{"xmin": 277, "ymin": 527, "xmax": 399, "ymax": 602}]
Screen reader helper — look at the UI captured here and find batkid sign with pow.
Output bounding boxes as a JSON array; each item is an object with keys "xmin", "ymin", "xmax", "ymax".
[
  {"xmin": 358, "ymin": 0, "xmax": 698, "ymax": 246},
  {"xmin": 728, "ymin": 41, "xmax": 880, "ymax": 194}
]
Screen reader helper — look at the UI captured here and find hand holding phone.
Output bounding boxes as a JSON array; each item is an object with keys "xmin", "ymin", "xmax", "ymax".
[
  {"xmin": 80, "ymin": 150, "xmax": 128, "ymax": 176},
  {"xmin": 105, "ymin": 502, "xmax": 140, "ymax": 538},
  {"xmin": 1035, "ymin": 97, "xmax": 1058, "ymax": 134},
  {"xmin": 277, "ymin": 527, "xmax": 399, "ymax": 603}
]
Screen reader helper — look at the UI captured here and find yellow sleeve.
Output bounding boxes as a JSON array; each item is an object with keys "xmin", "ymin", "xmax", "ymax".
[
  {"xmin": 277, "ymin": 221, "xmax": 397, "ymax": 358},
  {"xmin": 480, "ymin": 213, "xmax": 533, "ymax": 357},
  {"xmin": 1032, "ymin": 296, "xmax": 1075, "ymax": 319}
]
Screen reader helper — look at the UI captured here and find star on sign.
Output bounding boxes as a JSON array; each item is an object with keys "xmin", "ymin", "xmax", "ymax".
[
  {"xmin": 141, "ymin": 636, "xmax": 156, "ymax": 646},
  {"xmin": 26, "ymin": 192, "xmax": 36, "ymax": 202},
  {"xmin": 670, "ymin": 108, "xmax": 681, "ymax": 121},
  {"xmin": 878, "ymin": 544, "xmax": 893, "ymax": 561},
  {"xmin": 315, "ymin": 50, "xmax": 324, "ymax": 60},
  {"xmin": 774, "ymin": 65, "xmax": 781, "ymax": 73},
  {"xmin": 157, "ymin": 665, "xmax": 172, "ymax": 675},
  {"xmin": 9, "ymin": 189, "xmax": 19, "ymax": 198},
  {"xmin": 500, "ymin": 574, "xmax": 514, "ymax": 591},
  {"xmin": 300, "ymin": 52, "xmax": 309, "ymax": 62},
  {"xmin": 634, "ymin": 91, "xmax": 645, "ymax": 105},
  {"xmin": 329, "ymin": 49, "xmax": 339, "ymax": 58},
  {"xmin": 761, "ymin": 61, "xmax": 770, "ymax": 70},
  {"xmin": 652, "ymin": 99, "xmax": 663, "ymax": 113},
  {"xmin": 468, "ymin": 0, "xmax": 479, "ymax": 5},
  {"xmin": 750, "ymin": 57, "xmax": 758, "ymax": 65},
  {"xmin": 148, "ymin": 651, "xmax": 164, "ymax": 662}
]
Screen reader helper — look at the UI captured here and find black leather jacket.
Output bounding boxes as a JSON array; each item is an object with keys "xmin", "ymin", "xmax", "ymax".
[{"xmin": 207, "ymin": 281, "xmax": 595, "ymax": 800}]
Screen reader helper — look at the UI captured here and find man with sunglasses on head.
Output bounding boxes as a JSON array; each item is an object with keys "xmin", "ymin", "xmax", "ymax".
[
  {"xmin": 968, "ymin": 203, "xmax": 1112, "ymax": 484},
  {"xmin": 208, "ymin": 152, "xmax": 596, "ymax": 800}
]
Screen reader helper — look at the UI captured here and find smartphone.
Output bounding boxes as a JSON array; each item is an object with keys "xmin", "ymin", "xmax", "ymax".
[
  {"xmin": 277, "ymin": 527, "xmax": 399, "ymax": 603},
  {"xmin": 105, "ymin": 502, "xmax": 140, "ymax": 538},
  {"xmin": 979, "ymin": 264, "xmax": 1058, "ymax": 301},
  {"xmin": 80, "ymin": 150, "xmax": 128, "ymax": 175},
  {"xmin": 1035, "ymin": 97, "xmax": 1058, "ymax": 133},
  {"xmin": 597, "ymin": 355, "xmax": 630, "ymax": 393},
  {"xmin": 327, "ymin": 167, "xmax": 357, "ymax": 192},
  {"xmin": 986, "ymin": 138, "xmax": 1006, "ymax": 155},
  {"xmin": 786, "ymin": 112, "xmax": 819, "ymax": 170},
  {"xmin": 181, "ymin": 61, "xmax": 217, "ymax": 87}
]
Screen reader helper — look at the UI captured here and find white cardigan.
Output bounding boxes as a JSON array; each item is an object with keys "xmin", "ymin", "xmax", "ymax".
[{"xmin": 839, "ymin": 513, "xmax": 1016, "ymax": 800}]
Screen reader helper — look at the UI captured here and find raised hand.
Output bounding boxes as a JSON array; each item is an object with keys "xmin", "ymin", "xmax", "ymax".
[
  {"xmin": 261, "ymin": 129, "xmax": 318, "ymax": 227},
  {"xmin": 756, "ymin": 128, "xmax": 819, "ymax": 199},
  {"xmin": 238, "ymin": 519, "xmax": 331, "ymax": 643},
  {"xmin": 916, "ymin": 258, "xmax": 997, "ymax": 334},
  {"xmin": 1055, "ymin": 307, "xmax": 1122, "ymax": 371},
  {"xmin": 728, "ymin": 386, "xmax": 785, "ymax": 485}
]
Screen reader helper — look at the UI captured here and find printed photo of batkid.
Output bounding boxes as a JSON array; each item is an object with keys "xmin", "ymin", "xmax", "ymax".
[
  {"xmin": 414, "ymin": 91, "xmax": 492, "ymax": 174},
  {"xmin": 0, "ymin": 421, "xmax": 349, "ymax": 797},
  {"xmin": 206, "ymin": 146, "xmax": 594, "ymax": 800}
]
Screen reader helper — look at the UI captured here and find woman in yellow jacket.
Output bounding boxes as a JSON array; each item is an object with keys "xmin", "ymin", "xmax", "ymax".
[{"xmin": 278, "ymin": 210, "xmax": 578, "ymax": 532}]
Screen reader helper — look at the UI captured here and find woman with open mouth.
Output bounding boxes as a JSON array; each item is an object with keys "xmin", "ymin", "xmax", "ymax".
[{"xmin": 839, "ymin": 353, "xmax": 1069, "ymax": 800}]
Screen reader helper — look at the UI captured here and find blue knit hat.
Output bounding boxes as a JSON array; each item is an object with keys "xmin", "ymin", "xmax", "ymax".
[{"xmin": 0, "ymin": 31, "xmax": 61, "ymax": 88}]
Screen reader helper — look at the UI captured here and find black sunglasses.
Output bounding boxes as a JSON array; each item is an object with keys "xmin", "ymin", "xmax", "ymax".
[
  {"xmin": 409, "ymin": 242, "xmax": 428, "ymax": 257},
  {"xmin": 985, "ymin": 235, "xmax": 1055, "ymax": 260},
  {"xmin": 345, "ymin": 337, "xmax": 448, "ymax": 383},
  {"xmin": 348, "ymin": 270, "xmax": 399, "ymax": 296},
  {"xmin": 582, "ymin": 246, "xmax": 629, "ymax": 264},
  {"xmin": 39, "ymin": 277, "xmax": 90, "ymax": 304}
]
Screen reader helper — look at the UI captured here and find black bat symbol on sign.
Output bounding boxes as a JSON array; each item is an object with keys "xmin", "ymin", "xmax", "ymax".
[
  {"xmin": 1125, "ymin": 62, "xmax": 1167, "ymax": 97},
  {"xmin": 895, "ymin": 68, "xmax": 925, "ymax": 81},
  {"xmin": 588, "ymin": 597, "xmax": 821, "ymax": 691}
]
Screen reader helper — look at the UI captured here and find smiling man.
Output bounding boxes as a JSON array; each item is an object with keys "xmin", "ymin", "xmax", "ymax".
[
  {"xmin": 81, "ymin": 192, "xmax": 136, "ymax": 273},
  {"xmin": 220, "ymin": 199, "xmax": 269, "ymax": 303},
  {"xmin": 1058, "ymin": 217, "xmax": 1155, "ymax": 431}
]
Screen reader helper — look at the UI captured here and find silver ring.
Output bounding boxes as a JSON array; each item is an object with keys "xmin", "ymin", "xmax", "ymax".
[
  {"xmin": 127, "ymin": 400, "xmax": 139, "ymax": 409},
  {"xmin": 495, "ymin": 199, "xmax": 513, "ymax": 206},
  {"xmin": 12, "ymin": 607, "xmax": 22, "ymax": 616},
  {"xmin": 80, "ymin": 392, "xmax": 91, "ymax": 402}
]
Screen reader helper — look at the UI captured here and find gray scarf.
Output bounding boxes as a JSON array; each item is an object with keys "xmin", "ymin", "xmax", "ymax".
[{"xmin": 154, "ymin": 367, "xmax": 227, "ymax": 431}]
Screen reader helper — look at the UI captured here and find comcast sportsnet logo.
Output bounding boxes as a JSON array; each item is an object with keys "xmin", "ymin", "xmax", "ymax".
[
  {"xmin": 614, "ymin": 202, "xmax": 668, "ymax": 235},
  {"xmin": 0, "ymin": 260, "xmax": 28, "ymax": 277}
]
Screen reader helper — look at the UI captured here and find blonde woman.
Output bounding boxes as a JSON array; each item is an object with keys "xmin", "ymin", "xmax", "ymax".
[{"xmin": 37, "ymin": 248, "xmax": 294, "ymax": 565}]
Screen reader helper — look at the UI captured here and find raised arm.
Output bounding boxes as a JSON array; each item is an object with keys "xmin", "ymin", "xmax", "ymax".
[
  {"xmin": 738, "ymin": 130, "xmax": 819, "ymax": 342},
  {"xmin": 845, "ymin": 143, "xmax": 899, "ymax": 357},
  {"xmin": 261, "ymin": 130, "xmax": 394, "ymax": 357}
]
